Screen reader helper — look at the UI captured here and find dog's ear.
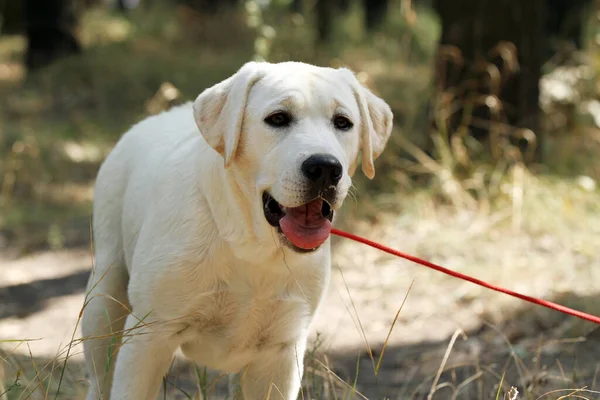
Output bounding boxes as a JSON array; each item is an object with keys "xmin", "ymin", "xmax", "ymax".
[
  {"xmin": 339, "ymin": 68, "xmax": 393, "ymax": 179},
  {"xmin": 193, "ymin": 62, "xmax": 266, "ymax": 168}
]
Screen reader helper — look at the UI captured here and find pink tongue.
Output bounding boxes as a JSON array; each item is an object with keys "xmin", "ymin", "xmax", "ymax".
[{"xmin": 279, "ymin": 199, "xmax": 332, "ymax": 250}]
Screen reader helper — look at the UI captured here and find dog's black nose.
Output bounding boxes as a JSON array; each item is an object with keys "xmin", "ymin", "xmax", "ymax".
[{"xmin": 302, "ymin": 154, "xmax": 343, "ymax": 189}]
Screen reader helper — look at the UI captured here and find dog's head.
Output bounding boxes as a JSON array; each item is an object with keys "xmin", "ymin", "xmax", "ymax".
[{"xmin": 193, "ymin": 61, "xmax": 393, "ymax": 253}]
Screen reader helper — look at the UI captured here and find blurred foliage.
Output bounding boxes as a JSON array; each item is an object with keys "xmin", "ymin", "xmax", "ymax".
[{"xmin": 0, "ymin": 0, "xmax": 599, "ymax": 254}]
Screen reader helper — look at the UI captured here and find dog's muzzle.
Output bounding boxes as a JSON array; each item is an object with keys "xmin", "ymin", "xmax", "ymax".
[
  {"xmin": 261, "ymin": 153, "xmax": 343, "ymax": 252},
  {"xmin": 301, "ymin": 153, "xmax": 343, "ymax": 202}
]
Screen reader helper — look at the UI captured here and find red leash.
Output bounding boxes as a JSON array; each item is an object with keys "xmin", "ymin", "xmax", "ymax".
[{"xmin": 331, "ymin": 228, "xmax": 600, "ymax": 326}]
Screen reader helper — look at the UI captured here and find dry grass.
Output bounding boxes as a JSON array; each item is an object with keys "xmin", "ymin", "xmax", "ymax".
[{"xmin": 2, "ymin": 0, "xmax": 600, "ymax": 399}]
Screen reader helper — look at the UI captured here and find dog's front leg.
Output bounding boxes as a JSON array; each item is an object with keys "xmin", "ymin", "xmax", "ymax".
[
  {"xmin": 239, "ymin": 340, "xmax": 306, "ymax": 400},
  {"xmin": 109, "ymin": 313, "xmax": 180, "ymax": 400}
]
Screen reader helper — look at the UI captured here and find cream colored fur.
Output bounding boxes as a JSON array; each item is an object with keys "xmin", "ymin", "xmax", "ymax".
[{"xmin": 81, "ymin": 61, "xmax": 393, "ymax": 400}]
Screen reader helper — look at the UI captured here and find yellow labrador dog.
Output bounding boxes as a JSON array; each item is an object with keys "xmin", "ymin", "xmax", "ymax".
[{"xmin": 82, "ymin": 61, "xmax": 393, "ymax": 400}]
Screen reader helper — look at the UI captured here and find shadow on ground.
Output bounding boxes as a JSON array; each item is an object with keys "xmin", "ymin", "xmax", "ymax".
[
  {"xmin": 1, "ymin": 262, "xmax": 599, "ymax": 400},
  {"xmin": 0, "ymin": 269, "xmax": 89, "ymax": 319},
  {"xmin": 327, "ymin": 303, "xmax": 600, "ymax": 399}
]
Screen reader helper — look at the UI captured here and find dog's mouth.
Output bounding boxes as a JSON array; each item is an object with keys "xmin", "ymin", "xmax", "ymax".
[{"xmin": 262, "ymin": 192, "xmax": 334, "ymax": 252}]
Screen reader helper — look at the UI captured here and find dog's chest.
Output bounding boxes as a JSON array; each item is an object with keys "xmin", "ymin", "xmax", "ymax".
[{"xmin": 179, "ymin": 285, "xmax": 312, "ymax": 372}]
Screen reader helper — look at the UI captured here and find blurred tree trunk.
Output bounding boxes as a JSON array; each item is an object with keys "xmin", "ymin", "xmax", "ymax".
[
  {"xmin": 116, "ymin": 0, "xmax": 141, "ymax": 12},
  {"xmin": 24, "ymin": 0, "xmax": 81, "ymax": 70},
  {"xmin": 0, "ymin": 0, "xmax": 25, "ymax": 34},
  {"xmin": 290, "ymin": 0, "xmax": 303, "ymax": 14},
  {"xmin": 315, "ymin": 0, "xmax": 380, "ymax": 43},
  {"xmin": 182, "ymin": 0, "xmax": 239, "ymax": 13},
  {"xmin": 315, "ymin": 0, "xmax": 334, "ymax": 43},
  {"xmin": 363, "ymin": 0, "xmax": 388, "ymax": 32},
  {"xmin": 545, "ymin": 0, "xmax": 590, "ymax": 61},
  {"xmin": 546, "ymin": 0, "xmax": 589, "ymax": 48},
  {"xmin": 432, "ymin": 0, "xmax": 545, "ymax": 162}
]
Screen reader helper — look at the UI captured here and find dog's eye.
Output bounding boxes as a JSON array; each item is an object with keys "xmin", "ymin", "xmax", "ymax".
[
  {"xmin": 264, "ymin": 112, "xmax": 292, "ymax": 128},
  {"xmin": 333, "ymin": 115, "xmax": 353, "ymax": 131}
]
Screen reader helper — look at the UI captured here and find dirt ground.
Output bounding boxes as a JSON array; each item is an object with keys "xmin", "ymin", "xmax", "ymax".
[{"xmin": 2, "ymin": 203, "xmax": 599, "ymax": 399}]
